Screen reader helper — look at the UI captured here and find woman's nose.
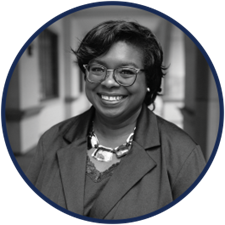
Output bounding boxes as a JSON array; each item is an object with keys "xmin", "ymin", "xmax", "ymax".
[{"xmin": 100, "ymin": 70, "xmax": 120, "ymax": 88}]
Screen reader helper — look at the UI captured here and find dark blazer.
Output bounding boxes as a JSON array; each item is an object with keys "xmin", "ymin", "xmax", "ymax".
[{"xmin": 26, "ymin": 105, "xmax": 206, "ymax": 220}]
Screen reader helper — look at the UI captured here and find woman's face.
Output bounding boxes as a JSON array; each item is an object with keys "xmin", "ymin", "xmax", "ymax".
[{"xmin": 85, "ymin": 41, "xmax": 147, "ymax": 121}]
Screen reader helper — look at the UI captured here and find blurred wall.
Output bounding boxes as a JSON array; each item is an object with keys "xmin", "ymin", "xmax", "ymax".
[
  {"xmin": 5, "ymin": 6, "xmax": 219, "ymax": 161},
  {"xmin": 182, "ymin": 35, "xmax": 219, "ymax": 160},
  {"xmin": 5, "ymin": 15, "xmax": 92, "ymax": 155}
]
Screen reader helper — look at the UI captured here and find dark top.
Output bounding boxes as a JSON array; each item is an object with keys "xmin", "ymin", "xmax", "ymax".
[{"xmin": 84, "ymin": 156, "xmax": 119, "ymax": 216}]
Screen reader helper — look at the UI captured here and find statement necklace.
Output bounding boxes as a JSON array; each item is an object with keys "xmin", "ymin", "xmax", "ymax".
[{"xmin": 89, "ymin": 127, "xmax": 136, "ymax": 162}]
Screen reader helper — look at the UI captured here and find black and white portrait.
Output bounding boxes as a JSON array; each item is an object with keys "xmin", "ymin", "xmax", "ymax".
[{"xmin": 1, "ymin": 1, "xmax": 224, "ymax": 224}]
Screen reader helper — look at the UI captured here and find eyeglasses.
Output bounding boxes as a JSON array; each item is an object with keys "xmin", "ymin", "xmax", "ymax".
[{"xmin": 83, "ymin": 63, "xmax": 145, "ymax": 87}]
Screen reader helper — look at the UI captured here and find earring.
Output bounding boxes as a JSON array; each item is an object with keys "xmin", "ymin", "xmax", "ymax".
[{"xmin": 147, "ymin": 87, "xmax": 150, "ymax": 92}]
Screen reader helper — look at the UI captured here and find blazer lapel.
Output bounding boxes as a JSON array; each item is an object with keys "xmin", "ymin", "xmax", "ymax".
[
  {"xmin": 89, "ymin": 141, "xmax": 157, "ymax": 219},
  {"xmin": 89, "ymin": 106, "xmax": 161, "ymax": 219},
  {"xmin": 56, "ymin": 107, "xmax": 94, "ymax": 214},
  {"xmin": 55, "ymin": 105, "xmax": 160, "ymax": 218},
  {"xmin": 57, "ymin": 137, "xmax": 87, "ymax": 215}
]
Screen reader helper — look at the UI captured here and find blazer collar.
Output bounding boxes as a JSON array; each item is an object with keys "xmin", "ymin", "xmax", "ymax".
[
  {"xmin": 89, "ymin": 106, "xmax": 161, "ymax": 219},
  {"xmin": 58, "ymin": 105, "xmax": 161, "ymax": 216},
  {"xmin": 135, "ymin": 105, "xmax": 160, "ymax": 149},
  {"xmin": 89, "ymin": 141, "xmax": 157, "ymax": 219},
  {"xmin": 63, "ymin": 105, "xmax": 160, "ymax": 150},
  {"xmin": 58, "ymin": 107, "xmax": 94, "ymax": 214},
  {"xmin": 63, "ymin": 106, "xmax": 95, "ymax": 144}
]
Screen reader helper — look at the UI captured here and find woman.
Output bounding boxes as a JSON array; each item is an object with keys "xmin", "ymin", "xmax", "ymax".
[{"xmin": 26, "ymin": 20, "xmax": 206, "ymax": 220}]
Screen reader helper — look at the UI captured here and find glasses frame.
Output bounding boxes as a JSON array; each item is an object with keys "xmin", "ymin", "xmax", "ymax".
[{"xmin": 83, "ymin": 63, "xmax": 145, "ymax": 87}]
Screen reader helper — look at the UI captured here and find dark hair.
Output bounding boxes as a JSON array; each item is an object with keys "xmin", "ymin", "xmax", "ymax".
[{"xmin": 72, "ymin": 20, "xmax": 166, "ymax": 107}]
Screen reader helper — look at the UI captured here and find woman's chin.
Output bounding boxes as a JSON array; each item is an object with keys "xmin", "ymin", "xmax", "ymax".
[{"xmin": 98, "ymin": 108, "xmax": 125, "ymax": 120}]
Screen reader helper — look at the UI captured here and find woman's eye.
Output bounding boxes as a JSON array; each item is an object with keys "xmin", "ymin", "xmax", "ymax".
[
  {"xmin": 119, "ymin": 69, "xmax": 135, "ymax": 75},
  {"xmin": 91, "ymin": 66, "xmax": 104, "ymax": 73}
]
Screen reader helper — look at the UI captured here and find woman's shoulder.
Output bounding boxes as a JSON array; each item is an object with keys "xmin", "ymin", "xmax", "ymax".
[
  {"xmin": 152, "ymin": 112, "xmax": 205, "ymax": 169},
  {"xmin": 155, "ymin": 113, "xmax": 197, "ymax": 149},
  {"xmin": 40, "ymin": 108, "xmax": 92, "ymax": 142},
  {"xmin": 152, "ymin": 112, "xmax": 206, "ymax": 193}
]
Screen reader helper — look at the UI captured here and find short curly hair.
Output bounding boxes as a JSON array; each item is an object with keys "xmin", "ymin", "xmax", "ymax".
[{"xmin": 72, "ymin": 20, "xmax": 166, "ymax": 107}]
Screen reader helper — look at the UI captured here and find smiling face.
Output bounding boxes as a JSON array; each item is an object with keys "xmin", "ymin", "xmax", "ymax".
[{"xmin": 85, "ymin": 41, "xmax": 147, "ymax": 122}]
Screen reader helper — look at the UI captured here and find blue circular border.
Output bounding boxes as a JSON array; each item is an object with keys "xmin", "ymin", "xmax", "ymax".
[{"xmin": 1, "ymin": 1, "xmax": 224, "ymax": 224}]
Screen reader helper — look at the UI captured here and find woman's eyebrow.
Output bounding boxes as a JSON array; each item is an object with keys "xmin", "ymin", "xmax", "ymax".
[
  {"xmin": 118, "ymin": 62, "xmax": 140, "ymax": 68},
  {"xmin": 89, "ymin": 59, "xmax": 105, "ymax": 65},
  {"xmin": 90, "ymin": 60, "xmax": 140, "ymax": 68}
]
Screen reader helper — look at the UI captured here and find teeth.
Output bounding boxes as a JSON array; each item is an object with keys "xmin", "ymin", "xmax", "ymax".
[{"xmin": 101, "ymin": 95, "xmax": 123, "ymax": 101}]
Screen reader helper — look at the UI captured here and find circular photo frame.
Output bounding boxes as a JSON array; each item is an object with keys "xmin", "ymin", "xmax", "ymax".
[{"xmin": 1, "ymin": 1, "xmax": 224, "ymax": 224}]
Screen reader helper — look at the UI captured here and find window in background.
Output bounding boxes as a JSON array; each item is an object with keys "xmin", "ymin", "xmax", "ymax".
[{"xmin": 38, "ymin": 29, "xmax": 59, "ymax": 100}]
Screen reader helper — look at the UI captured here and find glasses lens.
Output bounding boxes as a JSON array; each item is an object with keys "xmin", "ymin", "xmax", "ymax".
[
  {"xmin": 88, "ymin": 64, "xmax": 106, "ymax": 83},
  {"xmin": 115, "ymin": 68, "xmax": 137, "ymax": 86}
]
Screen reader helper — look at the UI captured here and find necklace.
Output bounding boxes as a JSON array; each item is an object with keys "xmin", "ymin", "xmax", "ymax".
[{"xmin": 89, "ymin": 127, "xmax": 136, "ymax": 162}]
